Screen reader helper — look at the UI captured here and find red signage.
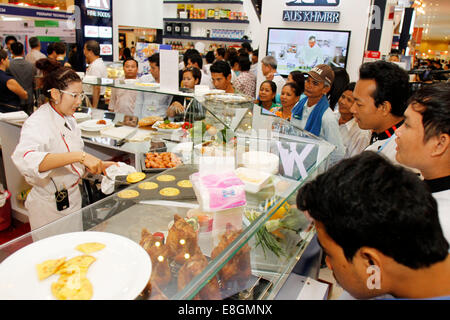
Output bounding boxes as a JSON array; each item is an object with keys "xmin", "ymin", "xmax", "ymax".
[
  {"xmin": 364, "ymin": 51, "xmax": 381, "ymax": 59},
  {"xmin": 412, "ymin": 28, "xmax": 423, "ymax": 45}
]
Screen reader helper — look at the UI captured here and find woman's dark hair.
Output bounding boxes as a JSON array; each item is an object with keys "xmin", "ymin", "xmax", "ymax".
[
  {"xmin": 344, "ymin": 82, "xmax": 356, "ymax": 92},
  {"xmin": 225, "ymin": 47, "xmax": 238, "ymax": 62},
  {"xmin": 210, "ymin": 60, "xmax": 231, "ymax": 78},
  {"xmin": 283, "ymin": 82, "xmax": 301, "ymax": 97},
  {"xmin": 238, "ymin": 55, "xmax": 251, "ymax": 72},
  {"xmin": 122, "ymin": 47, "xmax": 132, "ymax": 60},
  {"xmin": 359, "ymin": 60, "xmax": 410, "ymax": 117},
  {"xmin": 0, "ymin": 49, "xmax": 8, "ymax": 61},
  {"xmin": 327, "ymin": 67, "xmax": 350, "ymax": 111},
  {"xmin": 297, "ymin": 151, "xmax": 449, "ymax": 269},
  {"xmin": 238, "ymin": 48, "xmax": 248, "ymax": 57},
  {"xmin": 182, "ymin": 67, "xmax": 202, "ymax": 84},
  {"xmin": 40, "ymin": 60, "xmax": 81, "ymax": 99},
  {"xmin": 242, "ymin": 41, "xmax": 253, "ymax": 53},
  {"xmin": 289, "ymin": 71, "xmax": 305, "ymax": 96},
  {"xmin": 36, "ymin": 58, "xmax": 61, "ymax": 76},
  {"xmin": 408, "ymin": 83, "xmax": 450, "ymax": 142},
  {"xmin": 205, "ymin": 51, "xmax": 215, "ymax": 64}
]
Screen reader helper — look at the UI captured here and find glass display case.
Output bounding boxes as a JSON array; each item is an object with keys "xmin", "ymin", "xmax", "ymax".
[{"xmin": 0, "ymin": 80, "xmax": 335, "ymax": 300}]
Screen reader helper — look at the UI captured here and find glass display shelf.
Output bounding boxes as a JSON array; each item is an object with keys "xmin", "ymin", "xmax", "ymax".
[{"xmin": 0, "ymin": 89, "xmax": 334, "ymax": 300}]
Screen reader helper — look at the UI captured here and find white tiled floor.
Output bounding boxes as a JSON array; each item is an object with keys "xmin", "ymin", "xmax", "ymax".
[{"xmin": 318, "ymin": 267, "xmax": 343, "ymax": 300}]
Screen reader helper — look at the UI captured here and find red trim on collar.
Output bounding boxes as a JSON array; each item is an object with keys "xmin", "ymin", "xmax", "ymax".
[
  {"xmin": 49, "ymin": 102, "xmax": 65, "ymax": 119},
  {"xmin": 23, "ymin": 150, "xmax": 35, "ymax": 158}
]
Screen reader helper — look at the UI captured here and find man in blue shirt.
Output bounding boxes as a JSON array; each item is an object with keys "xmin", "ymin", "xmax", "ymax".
[{"xmin": 297, "ymin": 151, "xmax": 450, "ymax": 300}]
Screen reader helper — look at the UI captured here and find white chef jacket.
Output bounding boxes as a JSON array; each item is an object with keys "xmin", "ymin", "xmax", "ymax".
[
  {"xmin": 133, "ymin": 75, "xmax": 173, "ymax": 119},
  {"xmin": 12, "ymin": 103, "xmax": 85, "ymax": 232}
]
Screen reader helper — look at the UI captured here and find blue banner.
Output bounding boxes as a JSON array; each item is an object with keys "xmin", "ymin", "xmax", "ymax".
[{"xmin": 0, "ymin": 4, "xmax": 72, "ymax": 20}]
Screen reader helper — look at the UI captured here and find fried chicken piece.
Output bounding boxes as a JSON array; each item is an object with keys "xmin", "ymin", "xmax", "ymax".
[
  {"xmin": 166, "ymin": 215, "xmax": 202, "ymax": 265},
  {"xmin": 140, "ymin": 228, "xmax": 172, "ymax": 288},
  {"xmin": 147, "ymin": 281, "xmax": 169, "ymax": 300},
  {"xmin": 178, "ymin": 253, "xmax": 221, "ymax": 300},
  {"xmin": 211, "ymin": 224, "xmax": 252, "ymax": 289}
]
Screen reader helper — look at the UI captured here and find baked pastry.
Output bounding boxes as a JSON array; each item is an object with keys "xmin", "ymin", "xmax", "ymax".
[
  {"xmin": 178, "ymin": 253, "xmax": 221, "ymax": 300},
  {"xmin": 139, "ymin": 228, "xmax": 172, "ymax": 288},
  {"xmin": 138, "ymin": 116, "xmax": 164, "ymax": 128},
  {"xmin": 166, "ymin": 215, "xmax": 202, "ymax": 265},
  {"xmin": 211, "ymin": 224, "xmax": 251, "ymax": 290}
]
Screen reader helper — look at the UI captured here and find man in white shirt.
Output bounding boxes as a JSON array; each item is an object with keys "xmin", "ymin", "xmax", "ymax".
[
  {"xmin": 25, "ymin": 37, "xmax": 46, "ymax": 66},
  {"xmin": 291, "ymin": 64, "xmax": 345, "ymax": 166},
  {"xmin": 186, "ymin": 53, "xmax": 214, "ymax": 89},
  {"xmin": 350, "ymin": 61, "xmax": 410, "ymax": 164},
  {"xmin": 108, "ymin": 58, "xmax": 139, "ymax": 115},
  {"xmin": 337, "ymin": 82, "xmax": 371, "ymax": 158},
  {"xmin": 395, "ymin": 83, "xmax": 450, "ymax": 245},
  {"xmin": 83, "ymin": 40, "xmax": 108, "ymax": 109},
  {"xmin": 298, "ymin": 35, "xmax": 324, "ymax": 69},
  {"xmin": 134, "ymin": 53, "xmax": 173, "ymax": 120},
  {"xmin": 250, "ymin": 49, "xmax": 258, "ymax": 78},
  {"xmin": 261, "ymin": 55, "xmax": 285, "ymax": 96}
]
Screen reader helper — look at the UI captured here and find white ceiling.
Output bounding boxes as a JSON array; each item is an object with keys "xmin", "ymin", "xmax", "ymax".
[{"xmin": 414, "ymin": 0, "xmax": 450, "ymax": 41}]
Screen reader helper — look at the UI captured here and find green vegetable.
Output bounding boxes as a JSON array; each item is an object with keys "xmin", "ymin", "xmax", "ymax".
[
  {"xmin": 185, "ymin": 217, "xmax": 199, "ymax": 232},
  {"xmin": 265, "ymin": 209, "xmax": 306, "ymax": 233},
  {"xmin": 164, "ymin": 119, "xmax": 171, "ymax": 124}
]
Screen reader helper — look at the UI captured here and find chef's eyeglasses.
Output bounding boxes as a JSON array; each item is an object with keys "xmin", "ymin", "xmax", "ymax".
[{"xmin": 48, "ymin": 89, "xmax": 86, "ymax": 100}]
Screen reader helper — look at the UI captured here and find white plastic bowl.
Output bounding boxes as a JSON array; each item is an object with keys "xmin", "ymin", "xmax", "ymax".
[{"xmin": 242, "ymin": 151, "xmax": 279, "ymax": 175}]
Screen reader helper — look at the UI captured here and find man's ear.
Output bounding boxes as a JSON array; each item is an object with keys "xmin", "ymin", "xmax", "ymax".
[
  {"xmin": 356, "ymin": 247, "xmax": 383, "ymax": 290},
  {"xmin": 379, "ymin": 101, "xmax": 392, "ymax": 115},
  {"xmin": 431, "ymin": 133, "xmax": 450, "ymax": 157},
  {"xmin": 322, "ymin": 85, "xmax": 331, "ymax": 95},
  {"xmin": 227, "ymin": 74, "xmax": 232, "ymax": 82}
]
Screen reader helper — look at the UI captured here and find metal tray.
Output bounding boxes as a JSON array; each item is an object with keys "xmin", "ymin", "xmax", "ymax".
[{"xmin": 140, "ymin": 152, "xmax": 183, "ymax": 174}]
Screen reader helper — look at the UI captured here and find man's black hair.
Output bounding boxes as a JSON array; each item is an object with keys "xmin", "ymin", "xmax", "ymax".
[
  {"xmin": 210, "ymin": 60, "xmax": 231, "ymax": 78},
  {"xmin": 205, "ymin": 51, "xmax": 215, "ymax": 64},
  {"xmin": 5, "ymin": 35, "xmax": 17, "ymax": 44},
  {"xmin": 123, "ymin": 57, "xmax": 138, "ymax": 68},
  {"xmin": 188, "ymin": 53, "xmax": 203, "ymax": 70},
  {"xmin": 252, "ymin": 49, "xmax": 259, "ymax": 58},
  {"xmin": 407, "ymin": 83, "xmax": 450, "ymax": 142},
  {"xmin": 228, "ymin": 55, "xmax": 239, "ymax": 69},
  {"xmin": 0, "ymin": 49, "xmax": 7, "ymax": 61},
  {"xmin": 10, "ymin": 41, "xmax": 24, "ymax": 56},
  {"xmin": 359, "ymin": 60, "xmax": 410, "ymax": 117},
  {"xmin": 297, "ymin": 151, "xmax": 449, "ymax": 269},
  {"xmin": 29, "ymin": 37, "xmax": 40, "ymax": 49},
  {"xmin": 84, "ymin": 40, "xmax": 100, "ymax": 56},
  {"xmin": 238, "ymin": 55, "xmax": 251, "ymax": 72},
  {"xmin": 148, "ymin": 52, "xmax": 160, "ymax": 67},
  {"xmin": 183, "ymin": 48, "xmax": 200, "ymax": 66},
  {"xmin": 344, "ymin": 82, "xmax": 356, "ymax": 92},
  {"xmin": 242, "ymin": 41, "xmax": 253, "ymax": 53},
  {"xmin": 216, "ymin": 47, "xmax": 225, "ymax": 59},
  {"xmin": 48, "ymin": 42, "xmax": 66, "ymax": 56}
]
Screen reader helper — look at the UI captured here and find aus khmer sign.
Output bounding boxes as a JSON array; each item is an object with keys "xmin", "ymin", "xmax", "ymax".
[{"xmin": 283, "ymin": 10, "xmax": 340, "ymax": 23}]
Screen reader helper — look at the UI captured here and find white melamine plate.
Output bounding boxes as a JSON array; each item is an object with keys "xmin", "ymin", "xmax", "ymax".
[
  {"xmin": 152, "ymin": 121, "xmax": 183, "ymax": 133},
  {"xmin": 78, "ymin": 119, "xmax": 114, "ymax": 132},
  {"xmin": 0, "ymin": 231, "xmax": 151, "ymax": 300},
  {"xmin": 73, "ymin": 112, "xmax": 91, "ymax": 122}
]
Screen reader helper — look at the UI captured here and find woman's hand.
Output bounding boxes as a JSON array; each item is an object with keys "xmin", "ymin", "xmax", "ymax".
[
  {"xmin": 167, "ymin": 101, "xmax": 185, "ymax": 118},
  {"xmin": 82, "ymin": 153, "xmax": 103, "ymax": 175},
  {"xmin": 101, "ymin": 161, "xmax": 119, "ymax": 176}
]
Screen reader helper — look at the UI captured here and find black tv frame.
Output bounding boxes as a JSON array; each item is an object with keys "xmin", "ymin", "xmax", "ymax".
[{"xmin": 266, "ymin": 27, "xmax": 352, "ymax": 76}]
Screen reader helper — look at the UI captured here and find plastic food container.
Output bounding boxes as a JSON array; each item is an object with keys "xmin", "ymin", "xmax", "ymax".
[
  {"xmin": 235, "ymin": 167, "xmax": 272, "ymax": 194},
  {"xmin": 242, "ymin": 151, "xmax": 280, "ymax": 175}
]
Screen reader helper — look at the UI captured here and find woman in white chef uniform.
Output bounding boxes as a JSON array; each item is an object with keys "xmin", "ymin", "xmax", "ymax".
[{"xmin": 12, "ymin": 63, "xmax": 114, "ymax": 235}]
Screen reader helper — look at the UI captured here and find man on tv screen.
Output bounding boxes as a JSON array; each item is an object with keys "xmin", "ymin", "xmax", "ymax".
[{"xmin": 298, "ymin": 36, "xmax": 324, "ymax": 69}]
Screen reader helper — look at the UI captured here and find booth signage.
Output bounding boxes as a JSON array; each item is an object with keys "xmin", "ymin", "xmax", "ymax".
[
  {"xmin": 0, "ymin": 4, "xmax": 72, "ymax": 20},
  {"xmin": 283, "ymin": 10, "xmax": 340, "ymax": 23},
  {"xmin": 286, "ymin": 0, "xmax": 340, "ymax": 6}
]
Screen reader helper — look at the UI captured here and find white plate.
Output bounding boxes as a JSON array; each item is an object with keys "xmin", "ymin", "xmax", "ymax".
[
  {"xmin": 152, "ymin": 121, "xmax": 183, "ymax": 133},
  {"xmin": 73, "ymin": 112, "xmax": 91, "ymax": 121},
  {"xmin": 0, "ymin": 231, "xmax": 151, "ymax": 300},
  {"xmin": 78, "ymin": 119, "xmax": 114, "ymax": 132}
]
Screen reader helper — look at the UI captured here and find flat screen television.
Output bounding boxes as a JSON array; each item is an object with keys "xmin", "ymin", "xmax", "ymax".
[{"xmin": 266, "ymin": 27, "xmax": 351, "ymax": 76}]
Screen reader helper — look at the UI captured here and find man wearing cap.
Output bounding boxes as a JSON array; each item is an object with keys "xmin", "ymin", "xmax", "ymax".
[{"xmin": 291, "ymin": 64, "xmax": 345, "ymax": 165}]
